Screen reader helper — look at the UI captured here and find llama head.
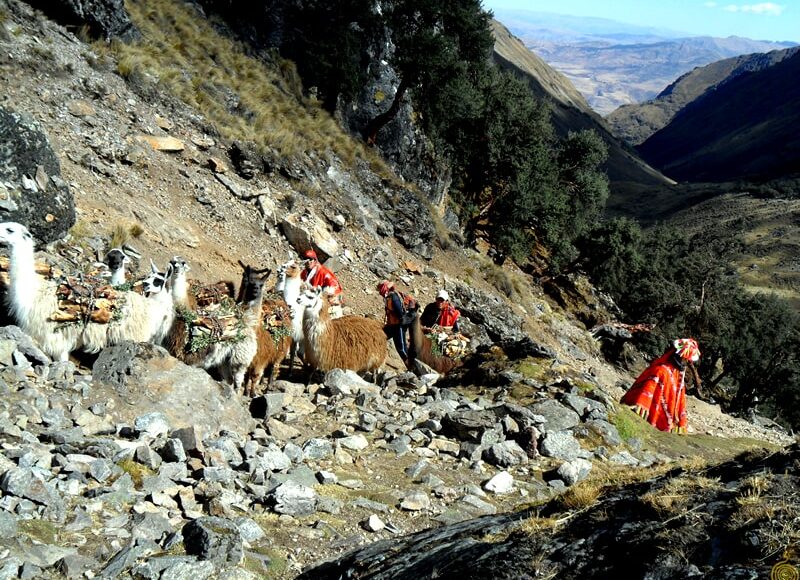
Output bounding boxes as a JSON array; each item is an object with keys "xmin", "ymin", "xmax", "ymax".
[
  {"xmin": 169, "ymin": 256, "xmax": 190, "ymax": 280},
  {"xmin": 297, "ymin": 285, "xmax": 324, "ymax": 314},
  {"xmin": 0, "ymin": 222, "xmax": 34, "ymax": 248},
  {"xmin": 239, "ymin": 265, "xmax": 271, "ymax": 306},
  {"xmin": 105, "ymin": 248, "xmax": 130, "ymax": 271},
  {"xmin": 142, "ymin": 262, "xmax": 169, "ymax": 296}
]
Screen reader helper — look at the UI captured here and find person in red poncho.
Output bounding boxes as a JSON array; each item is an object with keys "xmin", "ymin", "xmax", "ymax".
[
  {"xmin": 621, "ymin": 338, "xmax": 701, "ymax": 433},
  {"xmin": 301, "ymin": 249, "xmax": 343, "ymax": 318}
]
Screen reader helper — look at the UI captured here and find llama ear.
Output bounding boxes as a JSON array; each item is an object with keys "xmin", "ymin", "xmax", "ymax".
[
  {"xmin": 238, "ymin": 259, "xmax": 247, "ymax": 269},
  {"xmin": 150, "ymin": 259, "xmax": 159, "ymax": 274}
]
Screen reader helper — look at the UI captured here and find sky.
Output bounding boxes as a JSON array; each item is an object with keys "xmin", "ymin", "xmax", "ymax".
[{"xmin": 481, "ymin": 1, "xmax": 800, "ymax": 42}]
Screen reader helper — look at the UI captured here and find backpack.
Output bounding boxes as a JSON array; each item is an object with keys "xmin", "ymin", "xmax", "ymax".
[{"xmin": 399, "ymin": 292, "xmax": 417, "ymax": 325}]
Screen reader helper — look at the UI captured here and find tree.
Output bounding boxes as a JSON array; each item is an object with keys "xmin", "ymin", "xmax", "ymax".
[{"xmin": 364, "ymin": 0, "xmax": 494, "ymax": 141}]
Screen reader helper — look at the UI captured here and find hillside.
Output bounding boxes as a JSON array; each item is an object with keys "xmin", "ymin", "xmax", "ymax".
[
  {"xmin": 491, "ymin": 9, "xmax": 796, "ymax": 115},
  {"xmin": 636, "ymin": 50, "xmax": 800, "ymax": 182},
  {"xmin": 0, "ymin": 1, "xmax": 795, "ymax": 579},
  {"xmin": 490, "ymin": 20, "xmax": 671, "ymax": 188},
  {"xmin": 608, "ymin": 46, "xmax": 800, "ymax": 145}
]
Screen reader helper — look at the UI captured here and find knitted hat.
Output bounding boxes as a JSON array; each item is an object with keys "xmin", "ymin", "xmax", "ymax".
[
  {"xmin": 673, "ymin": 338, "xmax": 701, "ymax": 362},
  {"xmin": 303, "ymin": 249, "xmax": 317, "ymax": 260},
  {"xmin": 377, "ymin": 280, "xmax": 394, "ymax": 297}
]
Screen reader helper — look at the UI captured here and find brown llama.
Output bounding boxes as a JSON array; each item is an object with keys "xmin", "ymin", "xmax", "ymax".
[
  {"xmin": 408, "ymin": 308, "xmax": 461, "ymax": 375},
  {"xmin": 298, "ymin": 286, "xmax": 386, "ymax": 384},
  {"xmin": 238, "ymin": 262, "xmax": 292, "ymax": 397}
]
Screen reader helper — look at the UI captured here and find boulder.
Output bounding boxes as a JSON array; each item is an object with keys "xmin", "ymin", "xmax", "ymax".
[
  {"xmin": 530, "ymin": 400, "xmax": 582, "ymax": 433},
  {"xmin": 182, "ymin": 517, "xmax": 244, "ymax": 565},
  {"xmin": 280, "ymin": 211, "xmax": 338, "ymax": 261},
  {"xmin": 0, "ymin": 107, "xmax": 75, "ymax": 244},
  {"xmin": 91, "ymin": 342, "xmax": 255, "ymax": 436},
  {"xmin": 24, "ymin": 0, "xmax": 140, "ymax": 41}
]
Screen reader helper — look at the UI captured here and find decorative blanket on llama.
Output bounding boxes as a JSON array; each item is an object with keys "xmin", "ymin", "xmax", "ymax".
[
  {"xmin": 424, "ymin": 326, "xmax": 471, "ymax": 359},
  {"xmin": 261, "ymin": 297, "xmax": 292, "ymax": 344}
]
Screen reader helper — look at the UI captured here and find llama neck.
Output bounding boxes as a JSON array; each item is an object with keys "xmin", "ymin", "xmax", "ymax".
[
  {"xmin": 302, "ymin": 301, "xmax": 329, "ymax": 350},
  {"xmin": 7, "ymin": 239, "xmax": 39, "ymax": 324},
  {"xmin": 172, "ymin": 271, "xmax": 190, "ymax": 307},
  {"xmin": 409, "ymin": 313, "xmax": 424, "ymax": 350},
  {"xmin": 110, "ymin": 267, "xmax": 126, "ymax": 286},
  {"xmin": 283, "ymin": 274, "xmax": 302, "ymax": 302}
]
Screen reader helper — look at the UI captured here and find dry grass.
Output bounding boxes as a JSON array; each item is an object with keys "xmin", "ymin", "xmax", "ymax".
[
  {"xmin": 107, "ymin": 0, "xmax": 384, "ymax": 169},
  {"xmin": 640, "ymin": 474, "xmax": 722, "ymax": 516},
  {"xmin": 559, "ymin": 479, "xmax": 603, "ymax": 510},
  {"xmin": 109, "ymin": 223, "xmax": 129, "ymax": 248}
]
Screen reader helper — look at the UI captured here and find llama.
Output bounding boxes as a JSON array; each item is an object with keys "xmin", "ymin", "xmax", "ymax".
[
  {"xmin": 0, "ymin": 222, "xmax": 170, "ymax": 361},
  {"xmin": 298, "ymin": 286, "xmax": 386, "ymax": 384},
  {"xmin": 276, "ymin": 259, "xmax": 306, "ymax": 376},
  {"xmin": 166, "ymin": 258, "xmax": 267, "ymax": 392},
  {"xmin": 194, "ymin": 269, "xmax": 268, "ymax": 392},
  {"xmin": 238, "ymin": 262, "xmax": 292, "ymax": 397},
  {"xmin": 104, "ymin": 248, "xmax": 130, "ymax": 286},
  {"xmin": 408, "ymin": 307, "xmax": 461, "ymax": 375}
]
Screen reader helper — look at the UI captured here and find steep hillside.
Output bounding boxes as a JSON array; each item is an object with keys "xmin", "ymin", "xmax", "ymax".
[
  {"xmin": 490, "ymin": 20, "xmax": 670, "ymax": 188},
  {"xmin": 608, "ymin": 46, "xmax": 800, "ymax": 145},
  {"xmin": 637, "ymin": 50, "xmax": 800, "ymax": 182}
]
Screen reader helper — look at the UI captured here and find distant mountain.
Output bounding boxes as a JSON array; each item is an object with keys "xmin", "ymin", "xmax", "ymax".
[
  {"xmin": 491, "ymin": 10, "xmax": 797, "ymax": 115},
  {"xmin": 490, "ymin": 9, "xmax": 685, "ymax": 44},
  {"xmin": 636, "ymin": 49, "xmax": 800, "ymax": 182},
  {"xmin": 607, "ymin": 46, "xmax": 800, "ymax": 146},
  {"xmin": 490, "ymin": 20, "xmax": 670, "ymax": 187}
]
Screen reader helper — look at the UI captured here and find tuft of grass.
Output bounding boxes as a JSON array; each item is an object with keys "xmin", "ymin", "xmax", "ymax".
[
  {"xmin": 640, "ymin": 475, "xmax": 722, "ymax": 516},
  {"xmin": 129, "ymin": 223, "xmax": 145, "ymax": 238},
  {"xmin": 480, "ymin": 260, "xmax": 514, "ymax": 297},
  {"xmin": 18, "ymin": 519, "xmax": 59, "ymax": 544},
  {"xmin": 559, "ymin": 480, "xmax": 603, "ymax": 510},
  {"xmin": 117, "ymin": 458, "xmax": 155, "ymax": 489},
  {"xmin": 109, "ymin": 223, "xmax": 130, "ymax": 248}
]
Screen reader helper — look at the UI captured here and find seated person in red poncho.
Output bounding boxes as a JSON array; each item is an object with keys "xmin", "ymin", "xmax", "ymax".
[{"xmin": 621, "ymin": 338, "xmax": 701, "ymax": 433}]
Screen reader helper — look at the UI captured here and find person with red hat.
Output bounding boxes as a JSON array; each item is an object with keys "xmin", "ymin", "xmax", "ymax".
[
  {"xmin": 378, "ymin": 280, "xmax": 416, "ymax": 365},
  {"xmin": 621, "ymin": 338, "xmax": 701, "ymax": 433},
  {"xmin": 301, "ymin": 249, "xmax": 344, "ymax": 318}
]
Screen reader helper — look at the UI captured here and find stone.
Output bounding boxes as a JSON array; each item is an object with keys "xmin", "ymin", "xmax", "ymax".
[
  {"xmin": 338, "ymin": 434, "xmax": 369, "ymax": 451},
  {"xmin": 586, "ymin": 419, "xmax": 623, "ymax": 447},
  {"xmin": 131, "ymin": 512, "xmax": 174, "ymax": 542},
  {"xmin": 557, "ymin": 458, "xmax": 593, "ymax": 486},
  {"xmin": 182, "ymin": 517, "xmax": 244, "ymax": 565},
  {"xmin": 253, "ymin": 444, "xmax": 292, "ymax": 472},
  {"xmin": 266, "ymin": 418, "xmax": 301, "ymax": 440},
  {"xmin": 280, "ymin": 211, "xmax": 339, "ymax": 262},
  {"xmin": 172, "ymin": 426, "xmax": 205, "ymax": 457},
  {"xmin": 57, "ymin": 554, "xmax": 99, "ymax": 579},
  {"xmin": 561, "ymin": 394, "xmax": 606, "ymax": 419},
  {"xmin": 484, "ymin": 471, "xmax": 514, "ymax": 495},
  {"xmin": 400, "ymin": 491, "xmax": 431, "ymax": 511},
  {"xmin": 160, "ymin": 439, "xmax": 187, "ymax": 463},
  {"xmin": 0, "ymin": 108, "xmax": 76, "ymax": 243},
  {"xmin": 92, "ymin": 343, "xmax": 254, "ymax": 436},
  {"xmin": 362, "ymin": 514, "xmax": 385, "ymax": 532},
  {"xmin": 529, "ymin": 400, "xmax": 581, "ymax": 433},
  {"xmin": 324, "ymin": 368, "xmax": 379, "ymax": 397},
  {"xmin": 135, "ymin": 412, "xmax": 171, "ymax": 438},
  {"xmin": 352, "ymin": 497, "xmax": 390, "ymax": 513},
  {"xmin": 267, "ymin": 481, "xmax": 318, "ymax": 516},
  {"xmin": 233, "ymin": 517, "xmax": 265, "ymax": 543},
  {"xmin": 483, "ymin": 440, "xmax": 529, "ymax": 468},
  {"xmin": 441, "ymin": 410, "xmax": 501, "ymax": 443},
  {"xmin": 302, "ymin": 438, "xmax": 333, "ymax": 461},
  {"xmin": 135, "ymin": 135, "xmax": 185, "ymax": 152},
  {"xmin": 539, "ymin": 431, "xmax": 590, "ymax": 461},
  {"xmin": 316, "ymin": 470, "xmax": 338, "ymax": 485}
]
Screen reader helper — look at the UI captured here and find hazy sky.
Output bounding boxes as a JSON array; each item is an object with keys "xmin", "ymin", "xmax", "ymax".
[{"xmin": 482, "ymin": 1, "xmax": 800, "ymax": 42}]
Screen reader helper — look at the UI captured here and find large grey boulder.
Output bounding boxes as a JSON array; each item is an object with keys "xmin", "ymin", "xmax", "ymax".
[
  {"xmin": 91, "ymin": 342, "xmax": 255, "ymax": 436},
  {"xmin": 0, "ymin": 107, "xmax": 75, "ymax": 244},
  {"xmin": 182, "ymin": 517, "xmax": 244, "ymax": 565},
  {"xmin": 23, "ymin": 0, "xmax": 140, "ymax": 41}
]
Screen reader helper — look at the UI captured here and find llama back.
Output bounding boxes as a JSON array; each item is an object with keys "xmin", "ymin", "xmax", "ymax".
[
  {"xmin": 317, "ymin": 315, "xmax": 387, "ymax": 373},
  {"xmin": 21, "ymin": 279, "xmax": 83, "ymax": 359}
]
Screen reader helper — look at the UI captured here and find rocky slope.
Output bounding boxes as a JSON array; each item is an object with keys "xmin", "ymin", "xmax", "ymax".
[{"xmin": 0, "ymin": 1, "xmax": 795, "ymax": 579}]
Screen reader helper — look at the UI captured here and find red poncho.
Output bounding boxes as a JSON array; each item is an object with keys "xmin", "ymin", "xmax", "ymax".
[{"xmin": 621, "ymin": 349, "xmax": 688, "ymax": 432}]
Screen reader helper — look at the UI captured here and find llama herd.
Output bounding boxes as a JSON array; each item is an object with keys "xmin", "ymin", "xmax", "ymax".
[{"xmin": 0, "ymin": 221, "xmax": 391, "ymax": 396}]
